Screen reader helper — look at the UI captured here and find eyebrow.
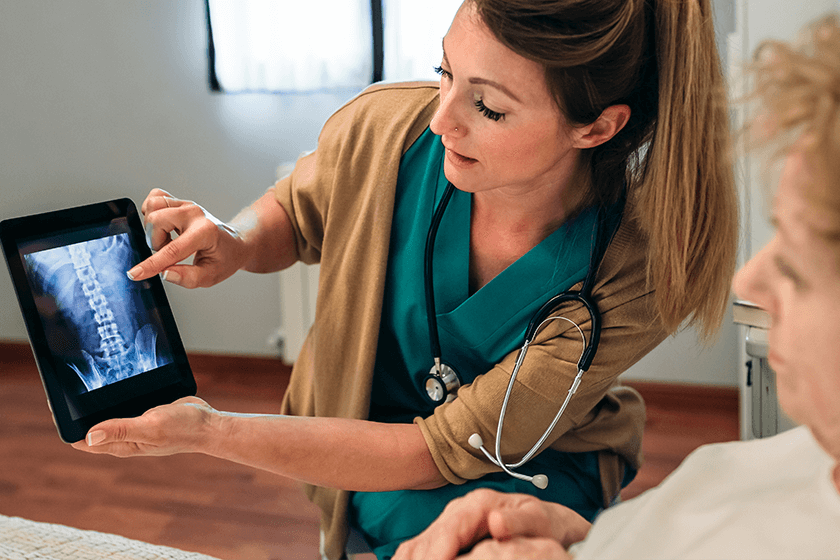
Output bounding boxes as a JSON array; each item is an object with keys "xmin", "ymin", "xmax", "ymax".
[
  {"xmin": 772, "ymin": 253, "xmax": 805, "ymax": 287},
  {"xmin": 770, "ymin": 215, "xmax": 785, "ymax": 238},
  {"xmin": 441, "ymin": 41, "xmax": 523, "ymax": 104},
  {"xmin": 769, "ymin": 216, "xmax": 808, "ymax": 286}
]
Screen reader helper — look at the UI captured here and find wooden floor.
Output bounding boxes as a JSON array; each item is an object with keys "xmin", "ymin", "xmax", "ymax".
[{"xmin": 0, "ymin": 341, "xmax": 739, "ymax": 559}]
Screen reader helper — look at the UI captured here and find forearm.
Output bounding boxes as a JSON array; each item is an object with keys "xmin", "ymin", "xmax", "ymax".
[
  {"xmin": 229, "ymin": 191, "xmax": 298, "ymax": 274},
  {"xmin": 205, "ymin": 412, "xmax": 447, "ymax": 492}
]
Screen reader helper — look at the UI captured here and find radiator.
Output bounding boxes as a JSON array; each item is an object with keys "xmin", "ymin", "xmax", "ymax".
[{"xmin": 735, "ymin": 300, "xmax": 797, "ymax": 439}]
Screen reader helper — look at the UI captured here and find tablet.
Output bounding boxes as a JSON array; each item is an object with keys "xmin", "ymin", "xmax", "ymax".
[{"xmin": 0, "ymin": 198, "xmax": 196, "ymax": 443}]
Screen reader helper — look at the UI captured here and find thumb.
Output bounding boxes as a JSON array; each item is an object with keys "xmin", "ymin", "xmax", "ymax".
[
  {"xmin": 86, "ymin": 429, "xmax": 108, "ymax": 446},
  {"xmin": 84, "ymin": 418, "xmax": 132, "ymax": 447},
  {"xmin": 487, "ymin": 501, "xmax": 553, "ymax": 541}
]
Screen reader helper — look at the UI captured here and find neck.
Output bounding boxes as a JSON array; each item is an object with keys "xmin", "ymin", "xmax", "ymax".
[
  {"xmin": 472, "ymin": 161, "xmax": 588, "ymax": 238},
  {"xmin": 467, "ymin": 162, "xmax": 588, "ymax": 294},
  {"xmin": 834, "ymin": 463, "xmax": 840, "ymax": 495}
]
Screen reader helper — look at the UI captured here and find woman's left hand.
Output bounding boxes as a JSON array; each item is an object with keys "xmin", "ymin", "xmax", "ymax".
[
  {"xmin": 71, "ymin": 397, "xmax": 216, "ymax": 457},
  {"xmin": 70, "ymin": 397, "xmax": 445, "ymax": 493}
]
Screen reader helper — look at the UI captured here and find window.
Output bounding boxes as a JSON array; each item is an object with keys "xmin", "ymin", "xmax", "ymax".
[
  {"xmin": 382, "ymin": 0, "xmax": 460, "ymax": 82},
  {"xmin": 206, "ymin": 0, "xmax": 461, "ymax": 93}
]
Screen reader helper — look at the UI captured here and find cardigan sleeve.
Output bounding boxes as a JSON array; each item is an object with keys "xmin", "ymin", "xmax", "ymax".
[
  {"xmin": 273, "ymin": 82, "xmax": 441, "ymax": 268},
  {"xmin": 415, "ymin": 216, "xmax": 668, "ymax": 484}
]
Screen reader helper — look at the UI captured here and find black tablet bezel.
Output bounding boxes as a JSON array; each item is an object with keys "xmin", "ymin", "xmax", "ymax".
[{"xmin": 0, "ymin": 198, "xmax": 196, "ymax": 443}]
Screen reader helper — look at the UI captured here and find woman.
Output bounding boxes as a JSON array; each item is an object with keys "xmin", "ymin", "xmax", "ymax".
[
  {"xmin": 74, "ymin": 1, "xmax": 737, "ymax": 558},
  {"xmin": 394, "ymin": 13, "xmax": 840, "ymax": 560}
]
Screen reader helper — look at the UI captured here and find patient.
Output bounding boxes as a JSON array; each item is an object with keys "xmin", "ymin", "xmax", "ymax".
[{"xmin": 393, "ymin": 14, "xmax": 840, "ymax": 560}]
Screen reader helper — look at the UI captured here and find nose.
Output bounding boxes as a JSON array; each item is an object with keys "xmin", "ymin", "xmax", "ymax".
[
  {"xmin": 430, "ymin": 86, "xmax": 464, "ymax": 137},
  {"xmin": 733, "ymin": 241, "xmax": 773, "ymax": 312}
]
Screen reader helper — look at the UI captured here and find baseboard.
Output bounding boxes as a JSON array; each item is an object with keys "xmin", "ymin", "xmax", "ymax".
[
  {"xmin": 0, "ymin": 340, "xmax": 35, "ymax": 365},
  {"xmin": 186, "ymin": 351, "xmax": 290, "ymax": 377},
  {"xmin": 624, "ymin": 380, "xmax": 739, "ymax": 415},
  {"xmin": 1, "ymin": 340, "xmax": 736, "ymax": 415}
]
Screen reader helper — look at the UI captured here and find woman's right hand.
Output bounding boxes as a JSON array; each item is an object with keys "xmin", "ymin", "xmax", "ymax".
[{"xmin": 127, "ymin": 188, "xmax": 250, "ymax": 288}]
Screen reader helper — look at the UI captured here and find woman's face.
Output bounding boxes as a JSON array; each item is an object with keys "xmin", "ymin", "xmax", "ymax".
[
  {"xmin": 429, "ymin": 3, "xmax": 582, "ymax": 198},
  {"xmin": 733, "ymin": 152, "xmax": 840, "ymax": 458}
]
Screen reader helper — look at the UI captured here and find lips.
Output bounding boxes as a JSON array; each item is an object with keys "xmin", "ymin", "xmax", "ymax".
[{"xmin": 445, "ymin": 146, "xmax": 478, "ymax": 166}]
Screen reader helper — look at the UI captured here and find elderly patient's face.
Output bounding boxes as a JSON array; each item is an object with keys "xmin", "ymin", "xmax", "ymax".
[{"xmin": 734, "ymin": 152, "xmax": 840, "ymax": 457}]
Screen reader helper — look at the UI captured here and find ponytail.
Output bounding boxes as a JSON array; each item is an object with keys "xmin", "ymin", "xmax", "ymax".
[{"xmin": 637, "ymin": 0, "xmax": 738, "ymax": 338}]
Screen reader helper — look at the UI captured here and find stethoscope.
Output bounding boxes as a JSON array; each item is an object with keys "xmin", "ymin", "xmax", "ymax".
[{"xmin": 422, "ymin": 181, "xmax": 621, "ymax": 489}]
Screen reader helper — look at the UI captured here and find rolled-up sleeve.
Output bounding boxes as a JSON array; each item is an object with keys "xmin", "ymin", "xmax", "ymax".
[{"xmin": 415, "ymin": 224, "xmax": 668, "ymax": 483}]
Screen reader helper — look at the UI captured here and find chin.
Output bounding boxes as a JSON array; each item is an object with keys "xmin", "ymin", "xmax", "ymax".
[
  {"xmin": 442, "ymin": 161, "xmax": 484, "ymax": 192},
  {"xmin": 776, "ymin": 389, "xmax": 805, "ymax": 426},
  {"xmin": 443, "ymin": 168, "xmax": 468, "ymax": 192}
]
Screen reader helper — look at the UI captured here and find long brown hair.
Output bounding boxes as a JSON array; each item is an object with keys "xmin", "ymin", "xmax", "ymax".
[{"xmin": 472, "ymin": 0, "xmax": 738, "ymax": 340}]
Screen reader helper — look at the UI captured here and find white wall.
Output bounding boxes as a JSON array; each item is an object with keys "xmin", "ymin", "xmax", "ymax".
[
  {"xmin": 739, "ymin": 0, "xmax": 840, "ymax": 261},
  {"xmin": 0, "ymin": 1, "xmax": 352, "ymax": 356},
  {"xmin": 5, "ymin": 1, "xmax": 820, "ymax": 385}
]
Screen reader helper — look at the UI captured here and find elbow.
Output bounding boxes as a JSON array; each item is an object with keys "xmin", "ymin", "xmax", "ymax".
[{"xmin": 410, "ymin": 471, "xmax": 449, "ymax": 490}]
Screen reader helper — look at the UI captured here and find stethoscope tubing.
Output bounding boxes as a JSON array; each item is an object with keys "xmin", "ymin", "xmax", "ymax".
[{"xmin": 424, "ymin": 182, "xmax": 456, "ymax": 364}]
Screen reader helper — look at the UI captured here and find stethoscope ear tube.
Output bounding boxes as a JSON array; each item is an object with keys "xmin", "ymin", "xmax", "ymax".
[
  {"xmin": 580, "ymin": 297, "xmax": 601, "ymax": 371},
  {"xmin": 524, "ymin": 292, "xmax": 602, "ymax": 372}
]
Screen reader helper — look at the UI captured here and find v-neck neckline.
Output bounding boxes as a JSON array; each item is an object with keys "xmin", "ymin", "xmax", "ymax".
[{"xmin": 431, "ymin": 180, "xmax": 598, "ymax": 313}]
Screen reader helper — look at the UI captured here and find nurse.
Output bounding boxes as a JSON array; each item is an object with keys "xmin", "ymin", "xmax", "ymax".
[{"xmin": 74, "ymin": 1, "xmax": 738, "ymax": 559}]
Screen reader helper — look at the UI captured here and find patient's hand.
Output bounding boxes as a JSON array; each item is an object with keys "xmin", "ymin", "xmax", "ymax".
[
  {"xmin": 393, "ymin": 488, "xmax": 590, "ymax": 560},
  {"xmin": 457, "ymin": 535, "xmax": 571, "ymax": 559}
]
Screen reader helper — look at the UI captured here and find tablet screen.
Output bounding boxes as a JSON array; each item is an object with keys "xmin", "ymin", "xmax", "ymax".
[{"xmin": 1, "ymin": 199, "xmax": 195, "ymax": 442}]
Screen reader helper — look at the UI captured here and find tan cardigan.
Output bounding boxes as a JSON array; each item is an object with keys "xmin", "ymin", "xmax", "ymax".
[{"xmin": 274, "ymin": 82, "xmax": 668, "ymax": 560}]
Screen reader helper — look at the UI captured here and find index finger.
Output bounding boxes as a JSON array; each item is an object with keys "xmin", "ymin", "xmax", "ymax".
[
  {"xmin": 140, "ymin": 188, "xmax": 174, "ymax": 218},
  {"xmin": 394, "ymin": 489, "xmax": 508, "ymax": 560},
  {"xmin": 488, "ymin": 499, "xmax": 591, "ymax": 549},
  {"xmin": 128, "ymin": 230, "xmax": 203, "ymax": 281},
  {"xmin": 457, "ymin": 536, "xmax": 570, "ymax": 560}
]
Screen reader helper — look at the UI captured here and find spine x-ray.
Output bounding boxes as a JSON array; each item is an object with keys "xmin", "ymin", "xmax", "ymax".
[{"xmin": 23, "ymin": 234, "xmax": 172, "ymax": 393}]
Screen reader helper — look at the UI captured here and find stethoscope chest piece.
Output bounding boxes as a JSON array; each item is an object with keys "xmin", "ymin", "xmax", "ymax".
[{"xmin": 424, "ymin": 362, "xmax": 461, "ymax": 404}]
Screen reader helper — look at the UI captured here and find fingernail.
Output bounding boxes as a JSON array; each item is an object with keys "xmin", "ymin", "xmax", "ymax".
[
  {"xmin": 126, "ymin": 267, "xmax": 140, "ymax": 281},
  {"xmin": 161, "ymin": 270, "xmax": 168, "ymax": 282},
  {"xmin": 162, "ymin": 270, "xmax": 181, "ymax": 284},
  {"xmin": 87, "ymin": 430, "xmax": 106, "ymax": 446}
]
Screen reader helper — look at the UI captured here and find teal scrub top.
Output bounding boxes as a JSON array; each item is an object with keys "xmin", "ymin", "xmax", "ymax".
[{"xmin": 352, "ymin": 127, "xmax": 605, "ymax": 559}]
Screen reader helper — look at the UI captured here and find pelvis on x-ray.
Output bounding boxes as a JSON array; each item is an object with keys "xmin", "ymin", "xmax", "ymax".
[{"xmin": 24, "ymin": 234, "xmax": 169, "ymax": 392}]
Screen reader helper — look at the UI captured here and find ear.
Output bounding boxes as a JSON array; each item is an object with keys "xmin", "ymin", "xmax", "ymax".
[{"xmin": 571, "ymin": 104, "xmax": 631, "ymax": 150}]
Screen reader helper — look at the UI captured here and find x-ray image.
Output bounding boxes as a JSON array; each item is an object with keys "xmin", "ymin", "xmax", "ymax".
[{"xmin": 23, "ymin": 234, "xmax": 173, "ymax": 393}]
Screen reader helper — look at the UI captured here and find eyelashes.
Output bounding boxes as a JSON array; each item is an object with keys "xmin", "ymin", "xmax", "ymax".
[
  {"xmin": 433, "ymin": 66, "xmax": 506, "ymax": 122},
  {"xmin": 474, "ymin": 98, "xmax": 504, "ymax": 122}
]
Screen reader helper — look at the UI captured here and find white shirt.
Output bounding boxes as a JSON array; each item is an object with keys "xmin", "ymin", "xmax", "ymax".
[{"xmin": 573, "ymin": 426, "xmax": 840, "ymax": 560}]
